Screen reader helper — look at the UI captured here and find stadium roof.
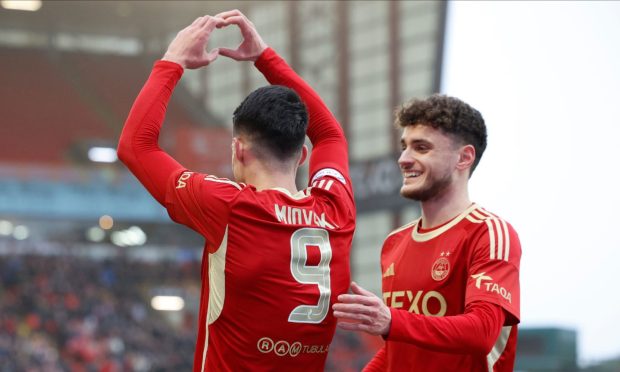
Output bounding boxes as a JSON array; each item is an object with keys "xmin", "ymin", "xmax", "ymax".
[{"xmin": 0, "ymin": 1, "xmax": 250, "ymax": 39}]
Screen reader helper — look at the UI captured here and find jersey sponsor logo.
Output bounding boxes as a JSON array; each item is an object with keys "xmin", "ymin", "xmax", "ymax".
[
  {"xmin": 382, "ymin": 290, "xmax": 447, "ymax": 317},
  {"xmin": 431, "ymin": 251, "xmax": 451, "ymax": 281},
  {"xmin": 176, "ymin": 171, "xmax": 193, "ymax": 189},
  {"xmin": 258, "ymin": 337, "xmax": 275, "ymax": 353},
  {"xmin": 256, "ymin": 337, "xmax": 328, "ymax": 357},
  {"xmin": 382, "ymin": 262, "xmax": 395, "ymax": 278},
  {"xmin": 274, "ymin": 340, "xmax": 300, "ymax": 357},
  {"xmin": 471, "ymin": 272, "xmax": 512, "ymax": 304},
  {"xmin": 274, "ymin": 204, "xmax": 336, "ymax": 229}
]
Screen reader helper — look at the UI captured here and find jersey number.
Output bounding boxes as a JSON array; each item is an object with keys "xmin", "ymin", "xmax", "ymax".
[{"xmin": 288, "ymin": 228, "xmax": 332, "ymax": 324}]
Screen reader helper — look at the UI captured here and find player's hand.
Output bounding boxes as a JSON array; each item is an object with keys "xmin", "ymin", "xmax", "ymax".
[
  {"xmin": 214, "ymin": 9, "xmax": 268, "ymax": 62},
  {"xmin": 332, "ymin": 282, "xmax": 392, "ymax": 336},
  {"xmin": 162, "ymin": 15, "xmax": 222, "ymax": 69}
]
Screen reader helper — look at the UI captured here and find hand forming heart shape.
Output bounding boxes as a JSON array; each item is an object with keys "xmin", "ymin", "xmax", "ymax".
[{"xmin": 161, "ymin": 9, "xmax": 268, "ymax": 69}]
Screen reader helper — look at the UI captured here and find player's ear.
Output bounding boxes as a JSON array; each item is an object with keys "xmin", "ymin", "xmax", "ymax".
[
  {"xmin": 233, "ymin": 137, "xmax": 245, "ymax": 163},
  {"xmin": 456, "ymin": 144, "xmax": 475, "ymax": 171},
  {"xmin": 298, "ymin": 145, "xmax": 308, "ymax": 166}
]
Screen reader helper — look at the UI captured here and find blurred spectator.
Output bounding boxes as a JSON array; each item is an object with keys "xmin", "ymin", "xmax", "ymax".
[{"xmin": 0, "ymin": 247, "xmax": 377, "ymax": 371}]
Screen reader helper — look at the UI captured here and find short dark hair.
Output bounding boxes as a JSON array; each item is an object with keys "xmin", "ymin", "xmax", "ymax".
[
  {"xmin": 233, "ymin": 85, "xmax": 308, "ymax": 161},
  {"xmin": 395, "ymin": 94, "xmax": 487, "ymax": 174}
]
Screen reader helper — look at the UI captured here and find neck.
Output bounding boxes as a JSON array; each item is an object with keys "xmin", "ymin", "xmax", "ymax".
[
  {"xmin": 244, "ymin": 163, "xmax": 298, "ymax": 194},
  {"xmin": 419, "ymin": 181, "xmax": 472, "ymax": 229}
]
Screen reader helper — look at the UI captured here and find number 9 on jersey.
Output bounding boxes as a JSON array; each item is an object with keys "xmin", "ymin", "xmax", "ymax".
[{"xmin": 288, "ymin": 228, "xmax": 333, "ymax": 324}]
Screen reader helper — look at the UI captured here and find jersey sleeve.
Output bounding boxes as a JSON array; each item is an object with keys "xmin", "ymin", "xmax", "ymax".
[
  {"xmin": 254, "ymin": 48, "xmax": 352, "ymax": 198},
  {"xmin": 307, "ymin": 171, "xmax": 356, "ymax": 225},
  {"xmin": 117, "ymin": 60, "xmax": 186, "ymax": 205},
  {"xmin": 164, "ymin": 170, "xmax": 243, "ymax": 252},
  {"xmin": 386, "ymin": 300, "xmax": 506, "ymax": 354},
  {"xmin": 465, "ymin": 219, "xmax": 521, "ymax": 324}
]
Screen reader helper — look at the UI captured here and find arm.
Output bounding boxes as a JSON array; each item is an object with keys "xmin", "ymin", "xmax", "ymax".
[
  {"xmin": 466, "ymin": 220, "xmax": 522, "ymax": 325},
  {"xmin": 333, "ymin": 283, "xmax": 505, "ymax": 354},
  {"xmin": 117, "ymin": 16, "xmax": 221, "ymax": 204},
  {"xmin": 386, "ymin": 301, "xmax": 505, "ymax": 354},
  {"xmin": 117, "ymin": 61, "xmax": 184, "ymax": 204},
  {"xmin": 216, "ymin": 10, "xmax": 349, "ymax": 180},
  {"xmin": 255, "ymin": 49, "xmax": 349, "ymax": 181}
]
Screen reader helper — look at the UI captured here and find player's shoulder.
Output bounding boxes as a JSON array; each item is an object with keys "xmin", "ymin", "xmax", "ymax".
[
  {"xmin": 201, "ymin": 174, "xmax": 247, "ymax": 190},
  {"xmin": 310, "ymin": 168, "xmax": 348, "ymax": 189},
  {"xmin": 380, "ymin": 219, "xmax": 419, "ymax": 255},
  {"xmin": 463, "ymin": 204, "xmax": 518, "ymax": 235},
  {"xmin": 385, "ymin": 219, "xmax": 420, "ymax": 241},
  {"xmin": 174, "ymin": 171, "xmax": 246, "ymax": 190},
  {"xmin": 172, "ymin": 171, "xmax": 250, "ymax": 206},
  {"xmin": 308, "ymin": 167, "xmax": 354, "ymax": 203},
  {"xmin": 465, "ymin": 204, "xmax": 521, "ymax": 262}
]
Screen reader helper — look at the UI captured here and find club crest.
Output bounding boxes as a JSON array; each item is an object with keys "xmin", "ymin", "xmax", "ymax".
[{"xmin": 431, "ymin": 256, "xmax": 450, "ymax": 281}]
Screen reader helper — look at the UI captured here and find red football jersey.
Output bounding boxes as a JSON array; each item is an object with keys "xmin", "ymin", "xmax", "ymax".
[
  {"xmin": 166, "ymin": 169, "xmax": 354, "ymax": 371},
  {"xmin": 378, "ymin": 203, "xmax": 521, "ymax": 371}
]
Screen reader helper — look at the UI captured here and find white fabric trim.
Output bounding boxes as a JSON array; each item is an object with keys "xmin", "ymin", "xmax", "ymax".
[
  {"xmin": 204, "ymin": 176, "xmax": 242, "ymax": 190},
  {"xmin": 311, "ymin": 168, "xmax": 346, "ymax": 185},
  {"xmin": 500, "ymin": 218, "xmax": 510, "ymax": 261},
  {"xmin": 487, "ymin": 326, "xmax": 512, "ymax": 372},
  {"xmin": 412, "ymin": 203, "xmax": 479, "ymax": 242},
  {"xmin": 269, "ymin": 187, "xmax": 308, "ymax": 200},
  {"xmin": 201, "ymin": 226, "xmax": 229, "ymax": 372}
]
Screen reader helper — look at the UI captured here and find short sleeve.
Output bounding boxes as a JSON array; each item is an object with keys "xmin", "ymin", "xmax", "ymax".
[
  {"xmin": 164, "ymin": 170, "xmax": 243, "ymax": 252},
  {"xmin": 465, "ymin": 219, "xmax": 521, "ymax": 324}
]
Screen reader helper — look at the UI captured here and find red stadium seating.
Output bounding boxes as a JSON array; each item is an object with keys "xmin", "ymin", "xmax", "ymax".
[
  {"xmin": 63, "ymin": 51, "xmax": 199, "ymax": 129},
  {"xmin": 0, "ymin": 47, "xmax": 111, "ymax": 164},
  {"xmin": 0, "ymin": 47, "xmax": 207, "ymax": 165}
]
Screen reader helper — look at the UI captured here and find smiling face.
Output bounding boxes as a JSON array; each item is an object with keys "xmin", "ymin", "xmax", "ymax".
[{"xmin": 398, "ymin": 124, "xmax": 462, "ymax": 202}]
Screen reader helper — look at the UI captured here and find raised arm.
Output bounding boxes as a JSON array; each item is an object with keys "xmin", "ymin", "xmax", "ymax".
[
  {"xmin": 117, "ymin": 16, "xmax": 221, "ymax": 204},
  {"xmin": 216, "ymin": 10, "xmax": 350, "ymax": 180}
]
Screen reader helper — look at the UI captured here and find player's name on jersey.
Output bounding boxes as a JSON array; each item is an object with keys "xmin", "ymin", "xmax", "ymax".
[{"xmin": 274, "ymin": 204, "xmax": 336, "ymax": 229}]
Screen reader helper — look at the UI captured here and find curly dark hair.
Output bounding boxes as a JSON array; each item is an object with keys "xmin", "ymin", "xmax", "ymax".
[
  {"xmin": 233, "ymin": 85, "xmax": 308, "ymax": 161},
  {"xmin": 394, "ymin": 94, "xmax": 487, "ymax": 175}
]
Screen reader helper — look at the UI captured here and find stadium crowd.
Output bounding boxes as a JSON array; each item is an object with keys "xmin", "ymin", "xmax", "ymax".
[
  {"xmin": 0, "ymin": 253, "xmax": 197, "ymax": 371},
  {"xmin": 0, "ymin": 246, "xmax": 379, "ymax": 371}
]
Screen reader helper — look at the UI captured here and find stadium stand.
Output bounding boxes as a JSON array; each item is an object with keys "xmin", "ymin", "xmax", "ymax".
[
  {"xmin": 0, "ymin": 46, "xmax": 211, "ymax": 166},
  {"xmin": 0, "ymin": 251, "xmax": 198, "ymax": 371},
  {"xmin": 63, "ymin": 51, "xmax": 200, "ymax": 130},
  {"xmin": 0, "ymin": 47, "xmax": 111, "ymax": 164},
  {"xmin": 0, "ymin": 243, "xmax": 379, "ymax": 371}
]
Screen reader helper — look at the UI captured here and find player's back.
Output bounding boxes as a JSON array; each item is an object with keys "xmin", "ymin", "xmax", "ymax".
[{"xmin": 188, "ymin": 174, "xmax": 355, "ymax": 372}]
